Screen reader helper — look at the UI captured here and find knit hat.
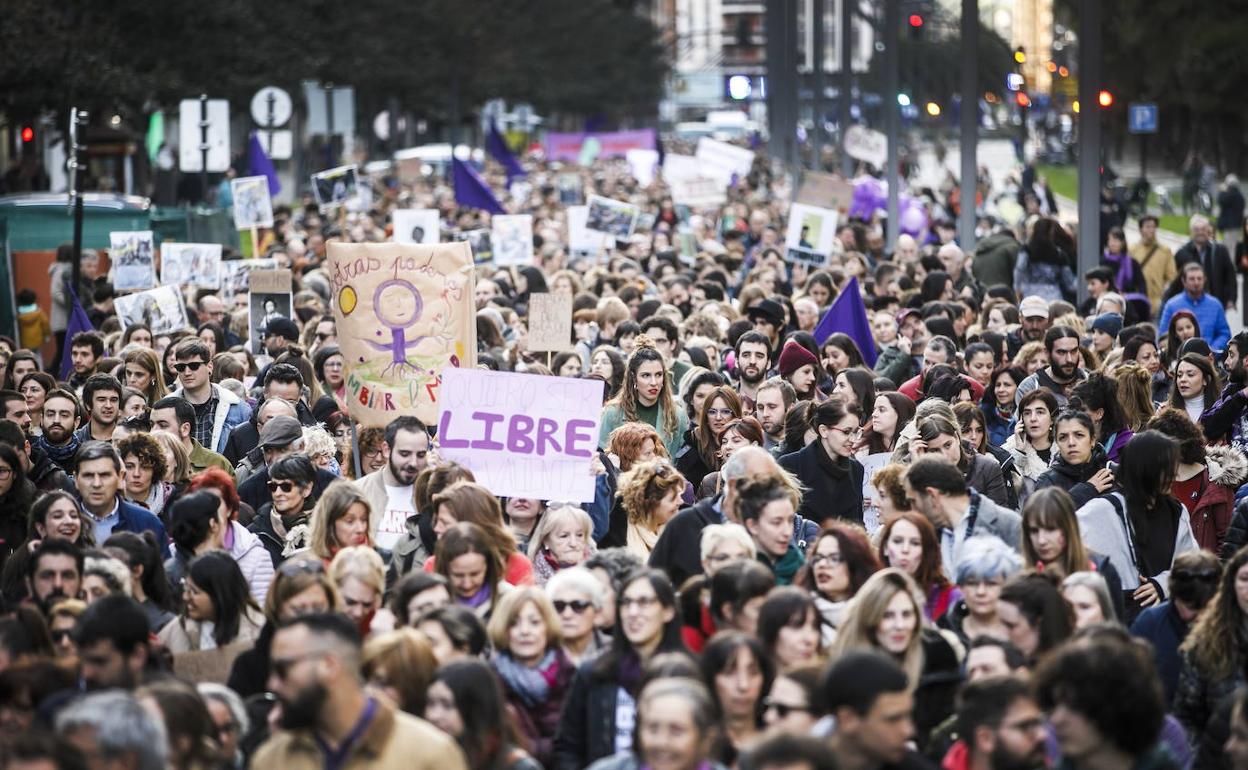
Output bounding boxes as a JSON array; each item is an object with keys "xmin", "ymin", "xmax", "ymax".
[
  {"xmin": 777, "ymin": 340, "xmax": 818, "ymax": 377},
  {"xmin": 1090, "ymin": 312, "xmax": 1123, "ymax": 340}
]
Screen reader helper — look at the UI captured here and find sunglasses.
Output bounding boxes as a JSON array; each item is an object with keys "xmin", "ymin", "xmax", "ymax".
[
  {"xmin": 277, "ymin": 559, "xmax": 326, "ymax": 578},
  {"xmin": 553, "ymin": 599, "xmax": 592, "ymax": 614},
  {"xmin": 172, "ymin": 361, "xmax": 206, "ymax": 373},
  {"xmin": 763, "ymin": 699, "xmax": 810, "ymax": 719},
  {"xmin": 51, "ymin": 629, "xmax": 73, "ymax": 643},
  {"xmin": 267, "ymin": 480, "xmax": 300, "ymax": 493}
]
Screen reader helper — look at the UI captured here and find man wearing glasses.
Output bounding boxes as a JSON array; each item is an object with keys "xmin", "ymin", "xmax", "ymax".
[{"xmin": 167, "ymin": 339, "xmax": 251, "ymax": 455}]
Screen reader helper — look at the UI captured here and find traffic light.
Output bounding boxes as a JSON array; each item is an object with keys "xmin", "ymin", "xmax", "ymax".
[
  {"xmin": 908, "ymin": 14, "xmax": 923, "ymax": 27},
  {"xmin": 1098, "ymin": 89, "xmax": 1114, "ymax": 108},
  {"xmin": 19, "ymin": 126, "xmax": 34, "ymax": 143},
  {"xmin": 908, "ymin": 13, "xmax": 923, "ymax": 39},
  {"xmin": 1016, "ymin": 93, "xmax": 1031, "ymax": 108},
  {"xmin": 925, "ymin": 101, "xmax": 941, "ymax": 117}
]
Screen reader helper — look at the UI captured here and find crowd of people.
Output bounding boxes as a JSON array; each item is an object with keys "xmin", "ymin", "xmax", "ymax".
[{"xmin": 1, "ymin": 143, "xmax": 1248, "ymax": 770}]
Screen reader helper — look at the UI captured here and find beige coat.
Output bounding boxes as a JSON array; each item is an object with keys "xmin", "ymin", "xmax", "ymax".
[{"xmin": 156, "ymin": 608, "xmax": 264, "ymax": 684}]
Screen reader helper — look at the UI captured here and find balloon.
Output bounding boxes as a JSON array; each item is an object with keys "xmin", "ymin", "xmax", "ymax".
[{"xmin": 898, "ymin": 199, "xmax": 928, "ymax": 236}]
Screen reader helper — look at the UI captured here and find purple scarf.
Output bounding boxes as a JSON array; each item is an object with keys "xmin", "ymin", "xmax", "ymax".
[
  {"xmin": 1103, "ymin": 250, "xmax": 1135, "ymax": 292},
  {"xmin": 459, "ymin": 583, "xmax": 493, "ymax": 608}
]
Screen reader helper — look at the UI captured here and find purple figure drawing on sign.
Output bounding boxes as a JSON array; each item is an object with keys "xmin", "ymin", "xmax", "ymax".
[{"xmin": 366, "ymin": 278, "xmax": 430, "ymax": 376}]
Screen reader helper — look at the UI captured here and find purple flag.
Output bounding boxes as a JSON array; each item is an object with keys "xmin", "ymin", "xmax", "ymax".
[
  {"xmin": 247, "ymin": 133, "xmax": 281, "ymax": 196},
  {"xmin": 59, "ymin": 280, "xmax": 94, "ymax": 381},
  {"xmin": 813, "ymin": 276, "xmax": 878, "ymax": 367},
  {"xmin": 452, "ymin": 158, "xmax": 506, "ymax": 215},
  {"xmin": 486, "ymin": 122, "xmax": 525, "ymax": 181}
]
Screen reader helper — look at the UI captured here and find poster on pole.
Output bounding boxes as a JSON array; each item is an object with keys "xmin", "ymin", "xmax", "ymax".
[
  {"xmin": 392, "ymin": 209, "xmax": 441, "ymax": 245},
  {"xmin": 527, "ymin": 292, "xmax": 574, "ymax": 353},
  {"xmin": 844, "ymin": 125, "xmax": 888, "ymax": 169},
  {"xmin": 115, "ymin": 285, "xmax": 190, "ymax": 335},
  {"xmin": 327, "ymin": 241, "xmax": 477, "ymax": 428},
  {"xmin": 695, "ymin": 137, "xmax": 755, "ymax": 184},
  {"xmin": 662, "ymin": 154, "xmax": 727, "ymax": 208},
  {"xmin": 311, "ymin": 164, "xmax": 359, "ymax": 211},
  {"xmin": 247, "ymin": 269, "xmax": 293, "ymax": 355},
  {"xmin": 585, "ymin": 195, "xmax": 639, "ymax": 239},
  {"xmin": 231, "ymin": 176, "xmax": 275, "ymax": 230},
  {"xmin": 859, "ymin": 452, "xmax": 893, "ymax": 536},
  {"xmin": 491, "ymin": 215, "xmax": 534, "ymax": 267},
  {"xmin": 784, "ymin": 203, "xmax": 839, "ymax": 262},
  {"xmin": 161, "ymin": 243, "xmax": 222, "ymax": 289},
  {"xmin": 221, "ymin": 259, "xmax": 277, "ymax": 310},
  {"xmin": 110, "ymin": 231, "xmax": 156, "ymax": 292},
  {"xmin": 436, "ymin": 368, "xmax": 603, "ymax": 502}
]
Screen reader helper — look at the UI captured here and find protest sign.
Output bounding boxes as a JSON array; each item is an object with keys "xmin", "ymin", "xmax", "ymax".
[
  {"xmin": 695, "ymin": 137, "xmax": 755, "ymax": 184},
  {"xmin": 161, "ymin": 243, "xmax": 222, "ymax": 289},
  {"xmin": 221, "ymin": 258, "xmax": 277, "ymax": 309},
  {"xmin": 567, "ymin": 206, "xmax": 610, "ymax": 257},
  {"xmin": 311, "ymin": 164, "xmax": 359, "ymax": 210},
  {"xmin": 392, "ymin": 209, "xmax": 440, "ymax": 245},
  {"xmin": 859, "ymin": 451, "xmax": 892, "ymax": 536},
  {"xmin": 544, "ymin": 129, "xmax": 658, "ymax": 163},
  {"xmin": 231, "ymin": 176, "xmax": 275, "ymax": 229},
  {"xmin": 795, "ymin": 171, "xmax": 855, "ymax": 213},
  {"xmin": 784, "ymin": 203, "xmax": 839, "ymax": 261},
  {"xmin": 662, "ymin": 155, "xmax": 726, "ymax": 208},
  {"xmin": 527, "ymin": 292, "xmax": 574, "ymax": 353},
  {"xmin": 110, "ymin": 231, "xmax": 156, "ymax": 292},
  {"xmin": 626, "ymin": 149, "xmax": 660, "ymax": 187},
  {"xmin": 454, "ymin": 229, "xmax": 493, "ymax": 265},
  {"xmin": 115, "ymin": 285, "xmax": 189, "ymax": 335},
  {"xmin": 328, "ymin": 241, "xmax": 477, "ymax": 427},
  {"xmin": 556, "ymin": 173, "xmax": 582, "ymax": 204},
  {"xmin": 436, "ymin": 368, "xmax": 603, "ymax": 502},
  {"xmin": 491, "ymin": 215, "xmax": 533, "ymax": 266},
  {"xmin": 247, "ymin": 269, "xmax": 293, "ymax": 354},
  {"xmin": 585, "ymin": 195, "xmax": 639, "ymax": 239},
  {"xmin": 844, "ymin": 125, "xmax": 887, "ymax": 169}
]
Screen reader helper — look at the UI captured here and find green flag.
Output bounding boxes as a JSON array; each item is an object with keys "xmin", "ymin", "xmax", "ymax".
[{"xmin": 145, "ymin": 111, "xmax": 164, "ymax": 163}]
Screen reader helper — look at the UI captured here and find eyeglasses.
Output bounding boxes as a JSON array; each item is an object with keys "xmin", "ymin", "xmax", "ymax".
[
  {"xmin": 0, "ymin": 466, "xmax": 13, "ymax": 479},
  {"xmin": 271, "ymin": 652, "xmax": 328, "ymax": 680},
  {"xmin": 763, "ymin": 699, "xmax": 810, "ymax": 719},
  {"xmin": 172, "ymin": 361, "xmax": 206, "ymax": 373},
  {"xmin": 215, "ymin": 722, "xmax": 238, "ymax": 736},
  {"xmin": 267, "ymin": 480, "xmax": 299, "ymax": 493},
  {"xmin": 553, "ymin": 599, "xmax": 593, "ymax": 614},
  {"xmin": 277, "ymin": 559, "xmax": 326, "ymax": 578},
  {"xmin": 827, "ymin": 425, "xmax": 861, "ymax": 439},
  {"xmin": 363, "ymin": 447, "xmax": 385, "ymax": 458},
  {"xmin": 809, "ymin": 553, "xmax": 844, "ymax": 566},
  {"xmin": 706, "ymin": 408, "xmax": 735, "ymax": 419}
]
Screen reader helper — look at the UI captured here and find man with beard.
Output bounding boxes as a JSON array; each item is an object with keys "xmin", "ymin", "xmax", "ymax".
[
  {"xmin": 1201, "ymin": 331, "xmax": 1248, "ymax": 453},
  {"xmin": 253, "ymin": 613, "xmax": 467, "ymax": 770},
  {"xmin": 34, "ymin": 388, "xmax": 82, "ymax": 474},
  {"xmin": 73, "ymin": 373, "xmax": 122, "ymax": 443},
  {"xmin": 355, "ymin": 416, "xmax": 430, "ymax": 553},
  {"xmin": 1005, "ymin": 296, "xmax": 1051, "ymax": 358},
  {"xmin": 754, "ymin": 378, "xmax": 795, "ymax": 453},
  {"xmin": 940, "ymin": 677, "xmax": 1047, "ymax": 770},
  {"xmin": 25, "ymin": 539, "xmax": 82, "ymax": 614},
  {"xmin": 0, "ymin": 419, "xmax": 73, "ymax": 493},
  {"xmin": 71, "ymin": 594, "xmax": 151, "ymax": 689},
  {"xmin": 1013, "ymin": 326, "xmax": 1086, "ymax": 408},
  {"xmin": 733, "ymin": 331, "xmax": 773, "ymax": 407},
  {"xmin": 75, "ymin": 441, "xmax": 169, "ymax": 556}
]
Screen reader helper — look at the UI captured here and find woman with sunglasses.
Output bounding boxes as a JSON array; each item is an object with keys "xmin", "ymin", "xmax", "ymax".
[
  {"xmin": 248, "ymin": 454, "xmax": 318, "ymax": 566},
  {"xmin": 487, "ymin": 587, "xmax": 577, "ymax": 769},
  {"xmin": 762, "ymin": 665, "xmax": 822, "ymax": 737},
  {"xmin": 779, "ymin": 399, "xmax": 865, "ymax": 528},
  {"xmin": 544, "ymin": 567, "xmax": 608, "ymax": 666}
]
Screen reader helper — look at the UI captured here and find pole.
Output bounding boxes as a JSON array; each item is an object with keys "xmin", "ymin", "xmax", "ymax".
[
  {"xmin": 782, "ymin": 0, "xmax": 800, "ymax": 173},
  {"xmin": 766, "ymin": 0, "xmax": 787, "ymax": 163},
  {"xmin": 1076, "ymin": 0, "xmax": 1101, "ymax": 302},
  {"xmin": 884, "ymin": 0, "xmax": 900, "ymax": 247},
  {"xmin": 265, "ymin": 91, "xmax": 276, "ymax": 156},
  {"xmin": 324, "ymin": 83, "xmax": 335, "ymax": 170},
  {"xmin": 68, "ymin": 107, "xmax": 87, "ymax": 293},
  {"xmin": 1140, "ymin": 133, "xmax": 1148, "ymax": 181},
  {"xmin": 198, "ymin": 94, "xmax": 209, "ymax": 206},
  {"xmin": 839, "ymin": 0, "xmax": 853, "ymax": 176},
  {"xmin": 958, "ymin": 0, "xmax": 978, "ymax": 250},
  {"xmin": 811, "ymin": 0, "xmax": 827, "ymax": 170}
]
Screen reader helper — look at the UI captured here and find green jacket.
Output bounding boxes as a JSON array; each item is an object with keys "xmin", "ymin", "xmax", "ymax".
[
  {"xmin": 598, "ymin": 402, "xmax": 688, "ymax": 458},
  {"xmin": 189, "ymin": 439, "xmax": 235, "ymax": 479},
  {"xmin": 874, "ymin": 345, "xmax": 915, "ymax": 390}
]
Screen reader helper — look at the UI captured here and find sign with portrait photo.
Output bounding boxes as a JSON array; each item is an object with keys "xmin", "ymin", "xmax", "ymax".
[
  {"xmin": 392, "ymin": 209, "xmax": 441, "ymax": 245},
  {"xmin": 161, "ymin": 243, "xmax": 223, "ymax": 289},
  {"xmin": 110, "ymin": 230, "xmax": 157, "ymax": 292},
  {"xmin": 247, "ymin": 269, "xmax": 293, "ymax": 355}
]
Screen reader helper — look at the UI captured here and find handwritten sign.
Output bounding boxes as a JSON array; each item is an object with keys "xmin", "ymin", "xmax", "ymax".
[
  {"xmin": 328, "ymin": 242, "xmax": 477, "ymax": 427},
  {"xmin": 844, "ymin": 125, "xmax": 887, "ymax": 169},
  {"xmin": 436, "ymin": 368, "xmax": 604, "ymax": 502},
  {"xmin": 860, "ymin": 452, "xmax": 893, "ymax": 537},
  {"xmin": 527, "ymin": 292, "xmax": 573, "ymax": 353}
]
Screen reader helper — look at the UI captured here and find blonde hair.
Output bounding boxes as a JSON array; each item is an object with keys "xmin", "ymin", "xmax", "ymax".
[
  {"xmin": 618, "ymin": 460, "xmax": 687, "ymax": 529},
  {"xmin": 328, "ymin": 545, "xmax": 386, "ymax": 594},
  {"xmin": 362, "ymin": 628, "xmax": 437, "ymax": 714},
  {"xmin": 151, "ymin": 431, "xmax": 191, "ymax": 484},
  {"xmin": 1012, "ymin": 341, "xmax": 1047, "ymax": 371},
  {"xmin": 1114, "ymin": 362, "xmax": 1155, "ymax": 431},
  {"xmin": 308, "ymin": 480, "xmax": 373, "ymax": 558},
  {"xmin": 302, "ymin": 424, "xmax": 338, "ymax": 467},
  {"xmin": 830, "ymin": 569, "xmax": 926, "ymax": 688},
  {"xmin": 699, "ymin": 523, "xmax": 755, "ymax": 562},
  {"xmin": 526, "ymin": 505, "xmax": 594, "ymax": 560},
  {"xmin": 486, "ymin": 586, "xmax": 562, "ymax": 653}
]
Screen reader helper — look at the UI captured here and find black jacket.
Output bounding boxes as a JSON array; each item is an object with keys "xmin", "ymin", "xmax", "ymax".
[
  {"xmin": 552, "ymin": 661, "xmax": 623, "ymax": 770},
  {"xmin": 28, "ymin": 449, "xmax": 74, "ymax": 495},
  {"xmin": 1034, "ymin": 446, "xmax": 1109, "ymax": 509},
  {"xmin": 222, "ymin": 397, "xmax": 317, "ymax": 466},
  {"xmin": 1174, "ymin": 240, "xmax": 1236, "ymax": 307},
  {"xmin": 247, "ymin": 502, "xmax": 311, "ymax": 566},
  {"xmin": 647, "ymin": 497, "xmax": 721, "ymax": 588},
  {"xmin": 1220, "ymin": 496, "xmax": 1248, "ymax": 561},
  {"xmin": 913, "ymin": 629, "xmax": 963, "ymax": 752},
  {"xmin": 227, "ymin": 621, "xmax": 274, "ymax": 699},
  {"xmin": 238, "ymin": 465, "xmax": 340, "ymax": 512},
  {"xmin": 777, "ymin": 442, "xmax": 865, "ymax": 526}
]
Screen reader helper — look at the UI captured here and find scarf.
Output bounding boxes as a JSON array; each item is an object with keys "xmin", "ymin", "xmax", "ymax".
[
  {"xmin": 814, "ymin": 439, "xmax": 850, "ymax": 480},
  {"xmin": 460, "ymin": 583, "xmax": 493, "ymax": 608},
  {"xmin": 33, "ymin": 433, "xmax": 81, "ymax": 467},
  {"xmin": 492, "ymin": 649, "xmax": 561, "ymax": 707},
  {"xmin": 760, "ymin": 547, "xmax": 804, "ymax": 586},
  {"xmin": 1103, "ymin": 249, "xmax": 1136, "ymax": 292},
  {"xmin": 627, "ymin": 520, "xmax": 662, "ymax": 556}
]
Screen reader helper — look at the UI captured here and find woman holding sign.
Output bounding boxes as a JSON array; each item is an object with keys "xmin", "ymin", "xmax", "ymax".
[{"xmin": 598, "ymin": 338, "xmax": 688, "ymax": 459}]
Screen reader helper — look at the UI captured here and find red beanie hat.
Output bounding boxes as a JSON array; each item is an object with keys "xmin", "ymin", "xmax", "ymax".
[{"xmin": 777, "ymin": 340, "xmax": 819, "ymax": 377}]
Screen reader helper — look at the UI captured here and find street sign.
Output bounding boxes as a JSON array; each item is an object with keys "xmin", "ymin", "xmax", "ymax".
[
  {"xmin": 178, "ymin": 98, "xmax": 230, "ymax": 173},
  {"xmin": 1128, "ymin": 103, "xmax": 1158, "ymax": 134},
  {"xmin": 250, "ymin": 86, "xmax": 293, "ymax": 128}
]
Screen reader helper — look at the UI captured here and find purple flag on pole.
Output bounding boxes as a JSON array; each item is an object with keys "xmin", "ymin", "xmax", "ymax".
[
  {"xmin": 812, "ymin": 276, "xmax": 878, "ymax": 367},
  {"xmin": 247, "ymin": 132, "xmax": 281, "ymax": 196},
  {"xmin": 486, "ymin": 122, "xmax": 525, "ymax": 181},
  {"xmin": 452, "ymin": 158, "xmax": 506, "ymax": 215},
  {"xmin": 59, "ymin": 280, "xmax": 95, "ymax": 381}
]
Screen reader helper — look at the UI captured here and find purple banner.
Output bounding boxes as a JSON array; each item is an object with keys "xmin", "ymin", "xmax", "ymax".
[{"xmin": 544, "ymin": 129, "xmax": 658, "ymax": 162}]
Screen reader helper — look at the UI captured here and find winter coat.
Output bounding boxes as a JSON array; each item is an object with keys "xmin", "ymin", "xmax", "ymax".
[
  {"xmin": 1175, "ymin": 641, "xmax": 1248, "ymax": 770},
  {"xmin": 553, "ymin": 661, "xmax": 630, "ymax": 770},
  {"xmin": 1174, "ymin": 239, "xmax": 1237, "ymax": 307},
  {"xmin": 1220, "ymin": 497, "xmax": 1248, "ymax": 561},
  {"xmin": 983, "ymin": 445, "xmax": 1019, "ymax": 511},
  {"xmin": 1003, "ymin": 434, "xmax": 1050, "ymax": 507},
  {"xmin": 1201, "ymin": 382, "xmax": 1248, "ymax": 456},
  {"xmin": 874, "ymin": 345, "xmax": 917, "ymax": 390},
  {"xmin": 1076, "ymin": 492, "xmax": 1197, "ymax": 599},
  {"xmin": 1181, "ymin": 446, "xmax": 1247, "ymax": 553},
  {"xmin": 778, "ymin": 441, "xmax": 865, "ymax": 526},
  {"xmin": 227, "ymin": 521, "xmax": 275, "ymax": 603},
  {"xmin": 497, "ymin": 649, "xmax": 578, "ymax": 767},
  {"xmin": 963, "ymin": 452, "xmax": 1010, "ymax": 509},
  {"xmin": 647, "ymin": 497, "xmax": 721, "ymax": 588},
  {"xmin": 157, "ymin": 607, "xmax": 265, "ymax": 684},
  {"xmin": 168, "ymin": 383, "xmax": 252, "ymax": 456},
  {"xmin": 982, "ymin": 401, "xmax": 1015, "ymax": 448},
  {"xmin": 17, "ymin": 307, "xmax": 50, "ymax": 351},
  {"xmin": 1034, "ymin": 445, "xmax": 1108, "ymax": 510},
  {"xmin": 972, "ymin": 230, "xmax": 1021, "ymax": 289},
  {"xmin": 1013, "ymin": 249, "xmax": 1077, "ymax": 303},
  {"xmin": 1130, "ymin": 601, "xmax": 1191, "ymax": 705},
  {"xmin": 914, "ymin": 629, "xmax": 964, "ymax": 753}
]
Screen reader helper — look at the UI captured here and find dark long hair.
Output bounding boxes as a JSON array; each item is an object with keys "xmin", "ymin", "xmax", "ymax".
[
  {"xmin": 795, "ymin": 524, "xmax": 882, "ymax": 599},
  {"xmin": 186, "ymin": 551, "xmax": 259, "ymax": 647},
  {"xmin": 1167, "ymin": 353, "xmax": 1220, "ymax": 413},
  {"xmin": 593, "ymin": 569, "xmax": 683, "ymax": 685},
  {"xmin": 700, "ymin": 631, "xmax": 774, "ymax": 725},
  {"xmin": 837, "ymin": 367, "xmax": 877, "ymax": 419},
  {"xmin": 1026, "ymin": 218, "xmax": 1076, "ymax": 267},
  {"xmin": 428, "ymin": 658, "xmax": 523, "ymax": 769},
  {"xmin": 864, "ymin": 392, "xmax": 916, "ymax": 454},
  {"xmin": 1117, "ymin": 429, "xmax": 1178, "ymax": 517},
  {"xmin": 1071, "ymin": 372, "xmax": 1129, "ymax": 440},
  {"xmin": 103, "ymin": 531, "xmax": 177, "ymax": 612},
  {"xmin": 0, "ymin": 443, "xmax": 34, "ymax": 514},
  {"xmin": 999, "ymin": 572, "xmax": 1073, "ymax": 661}
]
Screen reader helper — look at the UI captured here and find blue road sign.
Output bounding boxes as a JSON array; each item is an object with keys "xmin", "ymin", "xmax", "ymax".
[{"xmin": 1128, "ymin": 103, "xmax": 1158, "ymax": 134}]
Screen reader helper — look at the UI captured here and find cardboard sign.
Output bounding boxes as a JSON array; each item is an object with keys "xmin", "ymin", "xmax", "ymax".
[
  {"xmin": 115, "ymin": 285, "xmax": 190, "ymax": 335},
  {"xmin": 860, "ymin": 452, "xmax": 893, "ymax": 536},
  {"xmin": 436, "ymin": 368, "xmax": 604, "ymax": 502},
  {"xmin": 585, "ymin": 195, "xmax": 639, "ymax": 239},
  {"xmin": 110, "ymin": 231, "xmax": 156, "ymax": 292},
  {"xmin": 248, "ymin": 269, "xmax": 293, "ymax": 354},
  {"xmin": 844, "ymin": 125, "xmax": 887, "ymax": 169},
  {"xmin": 662, "ymin": 154, "xmax": 727, "ymax": 208},
  {"xmin": 784, "ymin": 203, "xmax": 839, "ymax": 259},
  {"xmin": 231, "ymin": 176, "xmax": 275, "ymax": 229},
  {"xmin": 311, "ymin": 164, "xmax": 359, "ymax": 210},
  {"xmin": 795, "ymin": 171, "xmax": 855, "ymax": 213},
  {"xmin": 392, "ymin": 209, "xmax": 441, "ymax": 245},
  {"xmin": 527, "ymin": 292, "xmax": 574, "ymax": 353},
  {"xmin": 161, "ymin": 243, "xmax": 223, "ymax": 289},
  {"xmin": 328, "ymin": 242, "xmax": 477, "ymax": 427},
  {"xmin": 492, "ymin": 215, "xmax": 534, "ymax": 267},
  {"xmin": 695, "ymin": 137, "xmax": 755, "ymax": 184}
]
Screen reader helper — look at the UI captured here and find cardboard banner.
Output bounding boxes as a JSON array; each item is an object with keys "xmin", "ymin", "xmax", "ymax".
[
  {"xmin": 437, "ymin": 368, "xmax": 603, "ymax": 502},
  {"xmin": 544, "ymin": 129, "xmax": 658, "ymax": 163},
  {"xmin": 161, "ymin": 243, "xmax": 223, "ymax": 289},
  {"xmin": 844, "ymin": 125, "xmax": 887, "ymax": 168},
  {"xmin": 111, "ymin": 230, "xmax": 156, "ymax": 292},
  {"xmin": 491, "ymin": 215, "xmax": 534, "ymax": 267},
  {"xmin": 248, "ymin": 269, "xmax": 293, "ymax": 354},
  {"xmin": 231, "ymin": 176, "xmax": 275, "ymax": 229},
  {"xmin": 328, "ymin": 242, "xmax": 477, "ymax": 427},
  {"xmin": 795, "ymin": 171, "xmax": 855, "ymax": 213},
  {"xmin": 527, "ymin": 292, "xmax": 573, "ymax": 353},
  {"xmin": 115, "ymin": 285, "xmax": 190, "ymax": 335},
  {"xmin": 860, "ymin": 451, "xmax": 893, "ymax": 536}
]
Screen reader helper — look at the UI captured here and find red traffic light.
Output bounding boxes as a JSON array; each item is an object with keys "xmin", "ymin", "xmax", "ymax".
[
  {"xmin": 908, "ymin": 14, "xmax": 924, "ymax": 27},
  {"xmin": 1097, "ymin": 90, "xmax": 1114, "ymax": 108},
  {"xmin": 20, "ymin": 126, "xmax": 33, "ymax": 143},
  {"xmin": 1016, "ymin": 93, "xmax": 1031, "ymax": 108}
]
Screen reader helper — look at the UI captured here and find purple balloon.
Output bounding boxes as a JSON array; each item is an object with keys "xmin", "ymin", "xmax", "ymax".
[
  {"xmin": 850, "ymin": 177, "xmax": 887, "ymax": 220},
  {"xmin": 898, "ymin": 196, "xmax": 928, "ymax": 236}
]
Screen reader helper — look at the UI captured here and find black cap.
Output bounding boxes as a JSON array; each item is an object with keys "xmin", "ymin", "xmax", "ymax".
[
  {"xmin": 747, "ymin": 299, "xmax": 785, "ymax": 328},
  {"xmin": 264, "ymin": 316, "xmax": 300, "ymax": 342}
]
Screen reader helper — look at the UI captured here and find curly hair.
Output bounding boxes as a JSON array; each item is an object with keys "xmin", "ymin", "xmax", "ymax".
[
  {"xmin": 1182, "ymin": 546, "xmax": 1248, "ymax": 678},
  {"xmin": 1144, "ymin": 406, "xmax": 1206, "ymax": 465},
  {"xmin": 618, "ymin": 461, "xmax": 687, "ymax": 528},
  {"xmin": 607, "ymin": 422, "xmax": 668, "ymax": 471},
  {"xmin": 116, "ymin": 433, "xmax": 168, "ymax": 483},
  {"xmin": 878, "ymin": 512, "xmax": 948, "ymax": 595},
  {"xmin": 870, "ymin": 463, "xmax": 912, "ymax": 513}
]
